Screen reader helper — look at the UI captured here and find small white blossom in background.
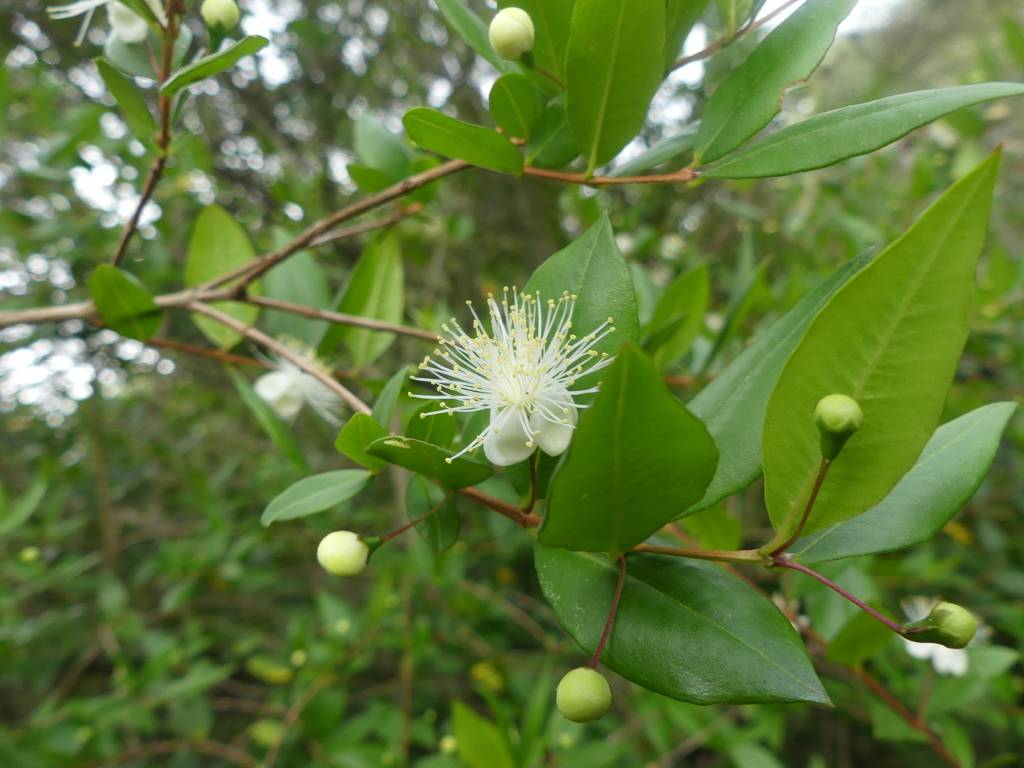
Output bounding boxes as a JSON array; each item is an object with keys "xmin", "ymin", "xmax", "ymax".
[
  {"xmin": 254, "ymin": 345, "xmax": 341, "ymax": 425},
  {"xmin": 901, "ymin": 596, "xmax": 985, "ymax": 677},
  {"xmin": 413, "ymin": 288, "xmax": 615, "ymax": 467},
  {"xmin": 48, "ymin": 0, "xmax": 165, "ymax": 45}
]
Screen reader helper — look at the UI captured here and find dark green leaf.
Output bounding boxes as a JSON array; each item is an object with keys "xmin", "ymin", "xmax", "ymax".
[
  {"xmin": 488, "ymin": 74, "xmax": 544, "ymax": 140},
  {"xmin": 366, "ymin": 436, "xmax": 493, "ymax": 489},
  {"xmin": 334, "ymin": 413, "xmax": 389, "ymax": 472},
  {"xmin": 540, "ymin": 345, "xmax": 718, "ymax": 555},
  {"xmin": 407, "ymin": 404, "xmax": 457, "ymax": 448},
  {"xmin": 524, "ymin": 95, "xmax": 579, "ymax": 169},
  {"xmin": 403, "ymin": 107, "xmax": 523, "ymax": 175},
  {"xmin": 499, "ymin": 0, "xmax": 573, "ymax": 79},
  {"xmin": 792, "ymin": 403, "xmax": 1018, "ymax": 563},
  {"xmin": 536, "ymin": 547, "xmax": 829, "ymax": 704},
  {"xmin": 261, "ymin": 470, "xmax": 372, "ymax": 526},
  {"xmin": 228, "ymin": 368, "xmax": 309, "ymax": 474},
  {"xmin": 88, "ymin": 264, "xmax": 162, "ymax": 340},
  {"xmin": 566, "ymin": 0, "xmax": 666, "ymax": 173},
  {"xmin": 371, "ymin": 367, "xmax": 410, "ymax": 429},
  {"xmin": 95, "ymin": 58, "xmax": 156, "ymax": 144},
  {"xmin": 705, "ymin": 83, "xmax": 1024, "ymax": 178},
  {"xmin": 161, "ymin": 36, "xmax": 269, "ymax": 97},
  {"xmin": 405, "ymin": 474, "xmax": 460, "ymax": 553},
  {"xmin": 694, "ymin": 0, "xmax": 857, "ymax": 164},
  {"xmin": 645, "ymin": 264, "xmax": 708, "ymax": 370}
]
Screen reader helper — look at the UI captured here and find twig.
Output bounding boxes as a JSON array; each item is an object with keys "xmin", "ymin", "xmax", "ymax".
[
  {"xmin": 241, "ymin": 294, "xmax": 439, "ymax": 341},
  {"xmin": 457, "ymin": 486, "xmax": 542, "ymax": 528},
  {"xmin": 589, "ymin": 555, "xmax": 627, "ymax": 668},
  {"xmin": 632, "ymin": 543, "xmax": 765, "ymax": 564},
  {"xmin": 146, "ymin": 337, "xmax": 268, "ymax": 368},
  {"xmin": 672, "ymin": 0, "xmax": 804, "ymax": 70},
  {"xmin": 94, "ymin": 738, "xmax": 259, "ymax": 768},
  {"xmin": 767, "ymin": 457, "xmax": 830, "ymax": 556},
  {"xmin": 524, "ymin": 165, "xmax": 698, "ymax": 186}
]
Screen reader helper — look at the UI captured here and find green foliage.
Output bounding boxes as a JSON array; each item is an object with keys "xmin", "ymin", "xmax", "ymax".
[
  {"xmin": 94, "ymin": 58, "xmax": 156, "ymax": 145},
  {"xmin": 403, "ymin": 108, "xmax": 524, "ymax": 175},
  {"xmin": 88, "ymin": 264, "xmax": 162, "ymax": 340},
  {"xmin": 229, "ymin": 367, "xmax": 310, "ymax": 474},
  {"xmin": 160, "ymin": 35, "xmax": 269, "ymax": 96},
  {"xmin": 405, "ymin": 474, "xmax": 460, "ymax": 553},
  {"xmin": 366, "ymin": 436, "xmax": 493, "ymax": 488},
  {"xmin": 261, "ymin": 469, "xmax": 372, "ymax": 526},
  {"xmin": 488, "ymin": 74, "xmax": 544, "ymax": 140},
  {"xmin": 335, "ymin": 412, "xmax": 389, "ymax": 471}
]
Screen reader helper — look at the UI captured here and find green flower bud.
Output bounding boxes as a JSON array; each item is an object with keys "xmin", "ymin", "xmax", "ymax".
[
  {"xmin": 814, "ymin": 393, "xmax": 863, "ymax": 459},
  {"xmin": 201, "ymin": 0, "xmax": 240, "ymax": 30},
  {"xmin": 905, "ymin": 601, "xmax": 977, "ymax": 649},
  {"xmin": 317, "ymin": 530, "xmax": 370, "ymax": 576},
  {"xmin": 555, "ymin": 667, "xmax": 612, "ymax": 723},
  {"xmin": 488, "ymin": 8, "xmax": 534, "ymax": 60}
]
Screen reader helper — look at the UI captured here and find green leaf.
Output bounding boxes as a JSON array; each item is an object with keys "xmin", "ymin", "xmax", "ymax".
[
  {"xmin": 405, "ymin": 474, "xmax": 460, "ymax": 553},
  {"xmin": 694, "ymin": 0, "xmax": 857, "ymax": 164},
  {"xmin": 407, "ymin": 404, "xmax": 457, "ymax": 448},
  {"xmin": 262, "ymin": 249, "xmax": 332, "ymax": 347},
  {"xmin": 229, "ymin": 368, "xmax": 310, "ymax": 475},
  {"xmin": 535, "ymin": 547, "xmax": 829, "ymax": 704},
  {"xmin": 260, "ymin": 470, "xmax": 371, "ymax": 526},
  {"xmin": 435, "ymin": 0, "xmax": 513, "ymax": 73},
  {"xmin": 524, "ymin": 214, "xmax": 640, "ymax": 357},
  {"xmin": 792, "ymin": 403, "xmax": 1018, "ymax": 563},
  {"xmin": 322, "ymin": 232, "xmax": 404, "ymax": 370},
  {"xmin": 686, "ymin": 250, "xmax": 872, "ymax": 515},
  {"xmin": 566, "ymin": 0, "xmax": 666, "ymax": 173},
  {"xmin": 88, "ymin": 265, "xmax": 162, "ymax": 340},
  {"xmin": 185, "ymin": 205, "xmax": 260, "ymax": 349},
  {"xmin": 371, "ymin": 367, "xmax": 410, "ymax": 429},
  {"xmin": 645, "ymin": 264, "xmax": 708, "ymax": 370},
  {"xmin": 499, "ymin": 0, "xmax": 574, "ymax": 79},
  {"xmin": 524, "ymin": 95, "xmax": 579, "ymax": 169},
  {"xmin": 353, "ymin": 116, "xmax": 411, "ymax": 179},
  {"xmin": 664, "ymin": 0, "xmax": 711, "ymax": 70},
  {"xmin": 540, "ymin": 345, "xmax": 718, "ymax": 555},
  {"xmin": 704, "ymin": 83, "xmax": 1024, "ymax": 179},
  {"xmin": 335, "ymin": 413, "xmax": 389, "ymax": 473},
  {"xmin": 488, "ymin": 74, "xmax": 544, "ymax": 140},
  {"xmin": 403, "ymin": 107, "xmax": 523, "ymax": 175},
  {"xmin": 366, "ymin": 436, "xmax": 493, "ymax": 489},
  {"xmin": 104, "ymin": 25, "xmax": 193, "ymax": 79},
  {"xmin": 763, "ymin": 152, "xmax": 1001, "ymax": 542},
  {"xmin": 161, "ymin": 36, "xmax": 269, "ymax": 97},
  {"xmin": 0, "ymin": 469, "xmax": 49, "ymax": 538},
  {"xmin": 95, "ymin": 58, "xmax": 156, "ymax": 144},
  {"xmin": 451, "ymin": 702, "xmax": 516, "ymax": 768},
  {"xmin": 610, "ymin": 123, "xmax": 699, "ymax": 176}
]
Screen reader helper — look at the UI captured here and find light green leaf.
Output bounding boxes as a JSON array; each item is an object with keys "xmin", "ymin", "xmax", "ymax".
[
  {"xmin": 763, "ymin": 152, "xmax": 1001, "ymax": 542},
  {"xmin": 435, "ymin": 0, "xmax": 513, "ymax": 72},
  {"xmin": 407, "ymin": 404, "xmax": 457, "ymax": 448},
  {"xmin": 185, "ymin": 205, "xmax": 260, "ymax": 349},
  {"xmin": 88, "ymin": 264, "xmax": 162, "ymax": 340},
  {"xmin": 228, "ymin": 368, "xmax": 310, "ymax": 475},
  {"xmin": 366, "ymin": 436, "xmax": 493, "ymax": 489},
  {"xmin": 694, "ymin": 0, "xmax": 857, "ymax": 164},
  {"xmin": 353, "ymin": 116, "xmax": 411, "ymax": 179},
  {"xmin": 403, "ymin": 107, "xmax": 523, "ymax": 175},
  {"xmin": 262, "ymin": 249, "xmax": 332, "ymax": 347},
  {"xmin": 161, "ymin": 36, "xmax": 269, "ymax": 96},
  {"xmin": 95, "ymin": 58, "xmax": 156, "ymax": 144},
  {"xmin": 260, "ymin": 470, "xmax": 371, "ymax": 526},
  {"xmin": 705, "ymin": 83, "xmax": 1024, "ymax": 178},
  {"xmin": 645, "ymin": 264, "xmax": 708, "ymax": 370},
  {"xmin": 792, "ymin": 403, "xmax": 1018, "ymax": 563},
  {"xmin": 524, "ymin": 214, "xmax": 640, "ymax": 357},
  {"xmin": 104, "ymin": 25, "xmax": 193, "ymax": 79},
  {"xmin": 334, "ymin": 413, "xmax": 389, "ymax": 472},
  {"xmin": 405, "ymin": 474, "xmax": 460, "ymax": 553},
  {"xmin": 371, "ymin": 366, "xmax": 410, "ymax": 429},
  {"xmin": 536, "ymin": 547, "xmax": 829, "ymax": 704},
  {"xmin": 566, "ymin": 0, "xmax": 666, "ymax": 173},
  {"xmin": 488, "ymin": 74, "xmax": 544, "ymax": 140},
  {"xmin": 686, "ymin": 250, "xmax": 872, "ymax": 515},
  {"xmin": 452, "ymin": 701, "xmax": 515, "ymax": 768},
  {"xmin": 0, "ymin": 469, "xmax": 49, "ymax": 538},
  {"xmin": 610, "ymin": 123, "xmax": 699, "ymax": 176},
  {"xmin": 540, "ymin": 344, "xmax": 718, "ymax": 555}
]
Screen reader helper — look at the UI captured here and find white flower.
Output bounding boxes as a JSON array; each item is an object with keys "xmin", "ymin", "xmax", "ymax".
[
  {"xmin": 254, "ymin": 347, "xmax": 342, "ymax": 425},
  {"xmin": 901, "ymin": 597, "xmax": 971, "ymax": 677},
  {"xmin": 412, "ymin": 288, "xmax": 615, "ymax": 467},
  {"xmin": 48, "ymin": 0, "xmax": 165, "ymax": 45}
]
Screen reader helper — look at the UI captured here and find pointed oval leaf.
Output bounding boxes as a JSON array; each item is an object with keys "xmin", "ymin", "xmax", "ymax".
[
  {"xmin": 261, "ymin": 470, "xmax": 371, "ymax": 526},
  {"xmin": 88, "ymin": 264, "xmax": 162, "ymax": 340},
  {"xmin": 161, "ymin": 36, "xmax": 269, "ymax": 96},
  {"xmin": 540, "ymin": 344, "xmax": 718, "ymax": 555},
  {"xmin": 405, "ymin": 474, "xmax": 460, "ymax": 553},
  {"xmin": 488, "ymin": 74, "xmax": 544, "ymax": 140},
  {"xmin": 403, "ymin": 108, "xmax": 523, "ymax": 175},
  {"xmin": 645, "ymin": 264, "xmax": 709, "ymax": 370},
  {"xmin": 793, "ymin": 403, "xmax": 1018, "ymax": 563},
  {"xmin": 763, "ymin": 152, "xmax": 1001, "ymax": 542},
  {"xmin": 704, "ymin": 83, "xmax": 1024, "ymax": 179},
  {"xmin": 95, "ymin": 58, "xmax": 156, "ymax": 144},
  {"xmin": 335, "ymin": 413, "xmax": 389, "ymax": 472},
  {"xmin": 366, "ymin": 436, "xmax": 493, "ymax": 489},
  {"xmin": 536, "ymin": 546, "xmax": 829, "ymax": 704}
]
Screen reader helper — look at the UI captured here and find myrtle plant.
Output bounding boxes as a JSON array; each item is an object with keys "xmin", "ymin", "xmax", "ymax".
[{"xmin": 4, "ymin": 0, "xmax": 1024, "ymax": 765}]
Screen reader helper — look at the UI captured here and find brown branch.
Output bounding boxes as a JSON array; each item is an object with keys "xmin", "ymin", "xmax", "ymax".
[
  {"xmin": 457, "ymin": 486, "xmax": 542, "ymax": 528},
  {"xmin": 672, "ymin": 0, "xmax": 804, "ymax": 70},
  {"xmin": 524, "ymin": 165, "xmax": 698, "ymax": 186},
  {"xmin": 242, "ymin": 294, "xmax": 439, "ymax": 341},
  {"xmin": 633, "ymin": 543, "xmax": 765, "ymax": 564},
  {"xmin": 94, "ymin": 738, "xmax": 259, "ymax": 768},
  {"xmin": 145, "ymin": 337, "xmax": 268, "ymax": 368}
]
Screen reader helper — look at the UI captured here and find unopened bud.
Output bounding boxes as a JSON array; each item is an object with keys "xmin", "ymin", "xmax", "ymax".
[
  {"xmin": 488, "ymin": 8, "xmax": 534, "ymax": 60},
  {"xmin": 904, "ymin": 601, "xmax": 977, "ymax": 649},
  {"xmin": 201, "ymin": 0, "xmax": 240, "ymax": 30},
  {"xmin": 556, "ymin": 667, "xmax": 612, "ymax": 723},
  {"xmin": 317, "ymin": 530, "xmax": 372, "ymax": 576},
  {"xmin": 814, "ymin": 393, "xmax": 863, "ymax": 459}
]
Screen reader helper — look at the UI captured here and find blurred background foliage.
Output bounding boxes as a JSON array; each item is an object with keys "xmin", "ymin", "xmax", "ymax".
[{"xmin": 1, "ymin": 0, "xmax": 1023, "ymax": 766}]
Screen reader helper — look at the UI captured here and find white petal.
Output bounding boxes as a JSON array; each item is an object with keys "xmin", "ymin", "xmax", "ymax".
[
  {"xmin": 531, "ymin": 406, "xmax": 576, "ymax": 457},
  {"xmin": 298, "ymin": 373, "xmax": 342, "ymax": 425},
  {"xmin": 108, "ymin": 1, "xmax": 148, "ymax": 42},
  {"xmin": 254, "ymin": 371, "xmax": 304, "ymax": 420},
  {"xmin": 903, "ymin": 639, "xmax": 937, "ymax": 661},
  {"xmin": 931, "ymin": 648, "xmax": 968, "ymax": 677},
  {"xmin": 484, "ymin": 408, "xmax": 534, "ymax": 466}
]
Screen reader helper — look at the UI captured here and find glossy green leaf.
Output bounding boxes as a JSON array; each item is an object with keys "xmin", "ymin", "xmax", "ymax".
[
  {"xmin": 260, "ymin": 469, "xmax": 371, "ymax": 526},
  {"xmin": 664, "ymin": 0, "xmax": 711, "ymax": 70},
  {"xmin": 353, "ymin": 116, "xmax": 411, "ymax": 179},
  {"xmin": 524, "ymin": 214, "xmax": 640, "ymax": 357},
  {"xmin": 161, "ymin": 36, "xmax": 269, "ymax": 96},
  {"xmin": 334, "ymin": 413, "xmax": 389, "ymax": 472},
  {"xmin": 540, "ymin": 345, "xmax": 718, "ymax": 555},
  {"xmin": 407, "ymin": 404, "xmax": 457, "ymax": 448},
  {"xmin": 488, "ymin": 74, "xmax": 544, "ymax": 140},
  {"xmin": 705, "ymin": 83, "xmax": 1024, "ymax": 178},
  {"xmin": 366, "ymin": 436, "xmax": 492, "ymax": 489},
  {"xmin": 228, "ymin": 368, "xmax": 309, "ymax": 474},
  {"xmin": 88, "ymin": 265, "xmax": 162, "ymax": 341},
  {"xmin": 645, "ymin": 264, "xmax": 708, "ymax": 370},
  {"xmin": 524, "ymin": 95, "xmax": 579, "ymax": 169},
  {"xmin": 405, "ymin": 474, "xmax": 460, "ymax": 553},
  {"xmin": 763, "ymin": 152, "xmax": 1001, "ymax": 542},
  {"xmin": 262, "ymin": 249, "xmax": 332, "ymax": 347},
  {"xmin": 435, "ymin": 0, "xmax": 512, "ymax": 72},
  {"xmin": 694, "ymin": 0, "xmax": 857, "ymax": 164},
  {"xmin": 452, "ymin": 702, "xmax": 515, "ymax": 768},
  {"xmin": 611, "ymin": 123, "xmax": 699, "ymax": 176},
  {"xmin": 95, "ymin": 58, "xmax": 156, "ymax": 144},
  {"xmin": 686, "ymin": 250, "xmax": 872, "ymax": 514},
  {"xmin": 185, "ymin": 205, "xmax": 260, "ymax": 349},
  {"xmin": 566, "ymin": 0, "xmax": 666, "ymax": 173},
  {"xmin": 535, "ymin": 547, "xmax": 829, "ymax": 704},
  {"xmin": 403, "ymin": 107, "xmax": 523, "ymax": 175},
  {"xmin": 323, "ymin": 232, "xmax": 403, "ymax": 370},
  {"xmin": 792, "ymin": 403, "xmax": 1018, "ymax": 563}
]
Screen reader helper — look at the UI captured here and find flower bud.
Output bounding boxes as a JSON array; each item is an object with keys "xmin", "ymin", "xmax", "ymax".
[
  {"xmin": 814, "ymin": 393, "xmax": 863, "ymax": 459},
  {"xmin": 488, "ymin": 8, "xmax": 534, "ymax": 60},
  {"xmin": 317, "ymin": 530, "xmax": 371, "ymax": 576},
  {"xmin": 555, "ymin": 667, "xmax": 612, "ymax": 723},
  {"xmin": 905, "ymin": 601, "xmax": 977, "ymax": 649},
  {"xmin": 201, "ymin": 0, "xmax": 240, "ymax": 30}
]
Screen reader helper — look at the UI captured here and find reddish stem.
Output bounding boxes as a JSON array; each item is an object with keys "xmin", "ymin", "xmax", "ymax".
[{"xmin": 589, "ymin": 555, "xmax": 627, "ymax": 669}]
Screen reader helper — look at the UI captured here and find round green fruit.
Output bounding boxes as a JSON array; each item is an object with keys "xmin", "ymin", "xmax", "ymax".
[{"xmin": 556, "ymin": 667, "xmax": 612, "ymax": 723}]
